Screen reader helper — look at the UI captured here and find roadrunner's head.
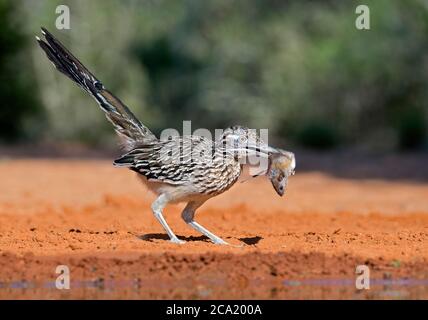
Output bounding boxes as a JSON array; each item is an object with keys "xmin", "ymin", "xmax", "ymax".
[{"xmin": 219, "ymin": 125, "xmax": 275, "ymax": 159}]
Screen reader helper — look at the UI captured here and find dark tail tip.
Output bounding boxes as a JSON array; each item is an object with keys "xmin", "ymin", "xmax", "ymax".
[{"xmin": 35, "ymin": 27, "xmax": 47, "ymax": 44}]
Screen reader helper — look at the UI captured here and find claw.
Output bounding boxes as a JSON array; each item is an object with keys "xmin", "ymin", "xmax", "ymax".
[{"xmin": 170, "ymin": 237, "xmax": 186, "ymax": 244}]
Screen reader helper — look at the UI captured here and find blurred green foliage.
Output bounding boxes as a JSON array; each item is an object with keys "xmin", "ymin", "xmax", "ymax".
[
  {"xmin": 1, "ymin": 0, "xmax": 427, "ymax": 150},
  {"xmin": 297, "ymin": 122, "xmax": 339, "ymax": 150},
  {"xmin": 0, "ymin": 0, "xmax": 43, "ymax": 143}
]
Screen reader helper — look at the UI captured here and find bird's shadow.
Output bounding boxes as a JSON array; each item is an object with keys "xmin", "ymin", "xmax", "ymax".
[
  {"xmin": 139, "ymin": 233, "xmax": 263, "ymax": 245},
  {"xmin": 139, "ymin": 233, "xmax": 209, "ymax": 242},
  {"xmin": 238, "ymin": 236, "xmax": 263, "ymax": 245}
]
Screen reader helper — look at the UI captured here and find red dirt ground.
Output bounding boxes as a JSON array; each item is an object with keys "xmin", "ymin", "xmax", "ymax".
[{"xmin": 0, "ymin": 159, "xmax": 427, "ymax": 299}]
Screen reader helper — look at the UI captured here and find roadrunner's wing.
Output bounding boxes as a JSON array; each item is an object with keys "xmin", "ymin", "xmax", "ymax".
[
  {"xmin": 36, "ymin": 27, "xmax": 157, "ymax": 150},
  {"xmin": 114, "ymin": 136, "xmax": 215, "ymax": 185}
]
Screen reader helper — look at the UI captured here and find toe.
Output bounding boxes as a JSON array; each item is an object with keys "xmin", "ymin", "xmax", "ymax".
[{"xmin": 213, "ymin": 239, "xmax": 229, "ymax": 245}]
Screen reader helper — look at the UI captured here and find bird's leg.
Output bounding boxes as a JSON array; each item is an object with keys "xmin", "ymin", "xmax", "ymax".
[
  {"xmin": 181, "ymin": 201, "xmax": 228, "ymax": 245},
  {"xmin": 151, "ymin": 194, "xmax": 185, "ymax": 244}
]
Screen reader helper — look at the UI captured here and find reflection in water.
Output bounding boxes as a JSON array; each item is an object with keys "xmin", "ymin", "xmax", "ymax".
[{"xmin": 0, "ymin": 278, "xmax": 427, "ymax": 299}]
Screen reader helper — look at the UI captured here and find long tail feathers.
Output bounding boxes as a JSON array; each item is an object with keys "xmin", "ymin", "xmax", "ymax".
[{"xmin": 36, "ymin": 27, "xmax": 157, "ymax": 149}]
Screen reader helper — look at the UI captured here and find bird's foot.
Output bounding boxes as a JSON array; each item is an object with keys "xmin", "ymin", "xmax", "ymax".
[
  {"xmin": 212, "ymin": 238, "xmax": 245, "ymax": 247},
  {"xmin": 170, "ymin": 237, "xmax": 186, "ymax": 244}
]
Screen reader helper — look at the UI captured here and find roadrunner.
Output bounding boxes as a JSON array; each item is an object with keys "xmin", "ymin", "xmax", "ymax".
[{"xmin": 36, "ymin": 28, "xmax": 295, "ymax": 245}]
